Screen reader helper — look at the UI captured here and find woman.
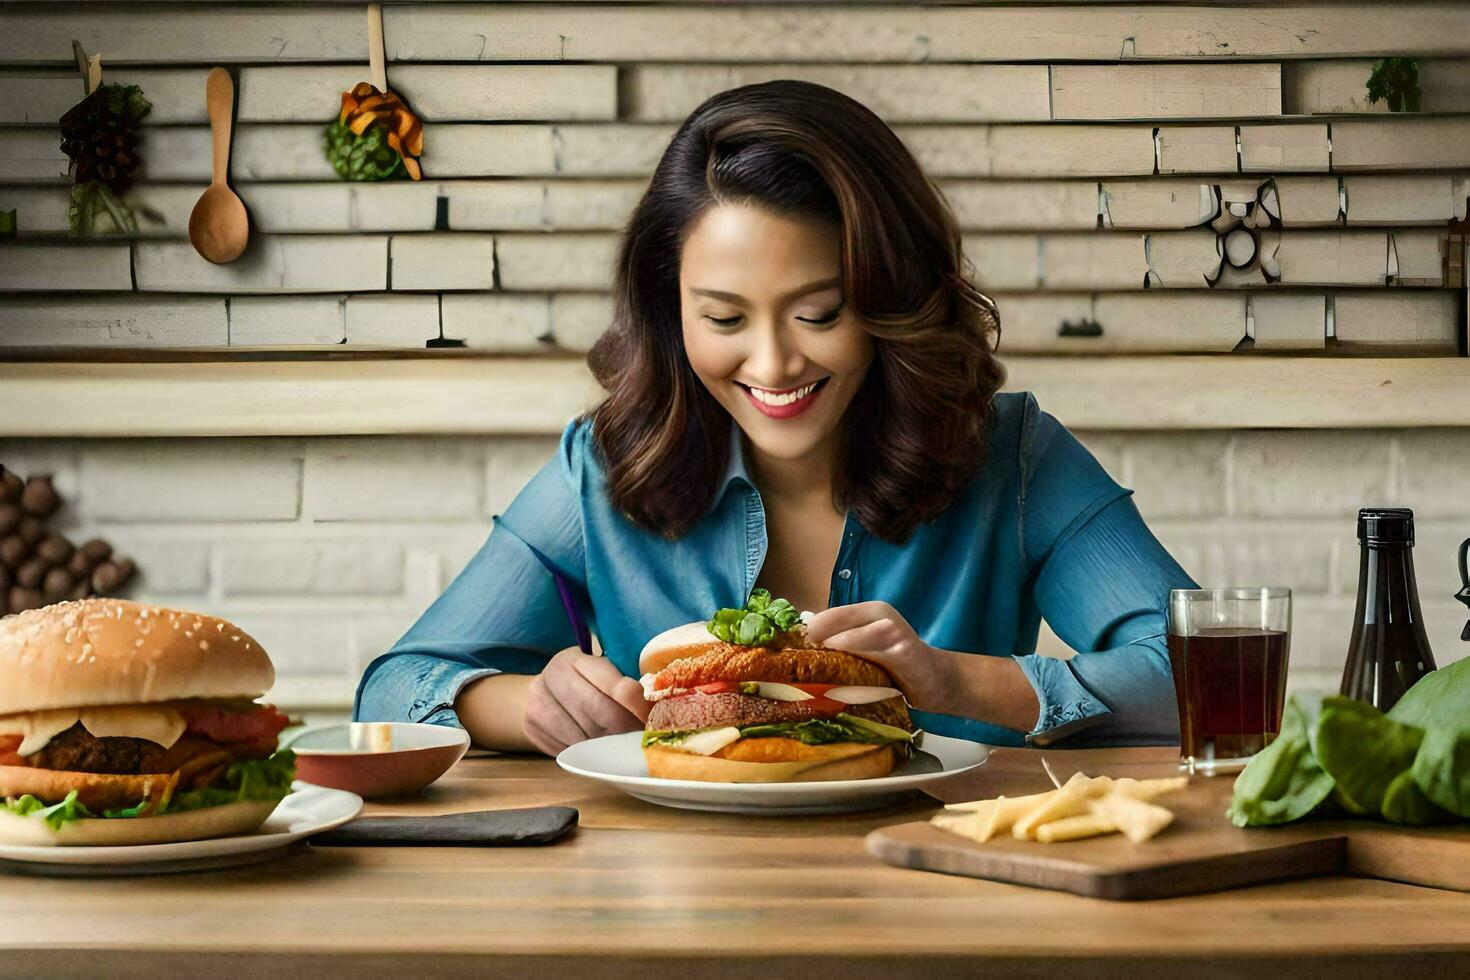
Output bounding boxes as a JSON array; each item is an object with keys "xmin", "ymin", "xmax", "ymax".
[{"xmin": 354, "ymin": 80, "xmax": 1195, "ymax": 754}]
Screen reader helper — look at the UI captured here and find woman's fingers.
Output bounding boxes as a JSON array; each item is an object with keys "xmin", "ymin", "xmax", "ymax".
[
  {"xmin": 545, "ymin": 652, "xmax": 643, "ymax": 738},
  {"xmin": 528, "ymin": 672, "xmax": 594, "ymax": 746},
  {"xmin": 820, "ymin": 619, "xmax": 905, "ymax": 664},
  {"xmin": 574, "ymin": 655, "xmax": 651, "ymax": 723},
  {"xmin": 805, "ymin": 601, "xmax": 893, "ymax": 646}
]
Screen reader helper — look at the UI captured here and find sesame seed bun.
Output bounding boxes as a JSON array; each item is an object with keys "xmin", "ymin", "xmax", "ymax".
[
  {"xmin": 0, "ymin": 599, "xmax": 273, "ymax": 715},
  {"xmin": 638, "ymin": 620, "xmax": 723, "ymax": 675}
]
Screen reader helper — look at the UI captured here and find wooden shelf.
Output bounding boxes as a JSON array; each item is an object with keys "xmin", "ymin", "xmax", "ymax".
[{"xmin": 0, "ymin": 354, "xmax": 1466, "ymax": 437}]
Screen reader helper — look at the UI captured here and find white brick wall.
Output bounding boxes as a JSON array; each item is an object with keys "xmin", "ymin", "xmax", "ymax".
[{"xmin": 3, "ymin": 427, "xmax": 1466, "ymax": 711}]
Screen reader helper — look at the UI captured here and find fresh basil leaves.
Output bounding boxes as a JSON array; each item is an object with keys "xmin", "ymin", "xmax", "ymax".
[{"xmin": 707, "ymin": 588, "xmax": 802, "ymax": 646}]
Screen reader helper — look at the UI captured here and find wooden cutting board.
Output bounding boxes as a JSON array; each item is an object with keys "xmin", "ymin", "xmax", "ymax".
[{"xmin": 867, "ymin": 746, "xmax": 1470, "ymax": 901}]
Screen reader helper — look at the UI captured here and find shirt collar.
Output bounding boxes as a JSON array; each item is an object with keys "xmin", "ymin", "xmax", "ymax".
[
  {"xmin": 708, "ymin": 420, "xmax": 755, "ymax": 516},
  {"xmin": 721, "ymin": 419, "xmax": 753, "ymax": 492}
]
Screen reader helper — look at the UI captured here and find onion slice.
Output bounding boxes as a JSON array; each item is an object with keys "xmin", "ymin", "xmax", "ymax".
[
  {"xmin": 823, "ymin": 686, "xmax": 903, "ymax": 705},
  {"xmin": 750, "ymin": 682, "xmax": 815, "ymax": 702}
]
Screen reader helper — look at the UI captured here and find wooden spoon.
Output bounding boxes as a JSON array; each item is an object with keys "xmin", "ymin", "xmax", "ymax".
[{"xmin": 188, "ymin": 67, "xmax": 248, "ymax": 264}]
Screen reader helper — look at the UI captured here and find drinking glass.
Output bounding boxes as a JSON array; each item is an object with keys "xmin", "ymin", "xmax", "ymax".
[{"xmin": 1167, "ymin": 588, "xmax": 1292, "ymax": 775}]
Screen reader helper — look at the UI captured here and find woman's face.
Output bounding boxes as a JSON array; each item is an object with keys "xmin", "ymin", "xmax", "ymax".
[{"xmin": 679, "ymin": 204, "xmax": 874, "ymax": 466}]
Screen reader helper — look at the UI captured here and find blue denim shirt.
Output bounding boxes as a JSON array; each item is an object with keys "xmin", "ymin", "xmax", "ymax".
[{"xmin": 354, "ymin": 392, "xmax": 1195, "ymax": 747}]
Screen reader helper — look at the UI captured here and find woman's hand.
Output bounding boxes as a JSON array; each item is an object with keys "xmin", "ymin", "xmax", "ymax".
[
  {"xmin": 803, "ymin": 601, "xmax": 959, "ymax": 715},
  {"xmin": 523, "ymin": 647, "xmax": 651, "ymax": 757}
]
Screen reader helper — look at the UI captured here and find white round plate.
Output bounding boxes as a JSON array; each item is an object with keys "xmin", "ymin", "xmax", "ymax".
[
  {"xmin": 557, "ymin": 732, "xmax": 990, "ymax": 814},
  {"xmin": 0, "ymin": 782, "xmax": 362, "ymax": 867}
]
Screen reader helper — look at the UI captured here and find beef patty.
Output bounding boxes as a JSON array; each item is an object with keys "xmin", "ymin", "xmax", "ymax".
[
  {"xmin": 21, "ymin": 722, "xmax": 237, "ymax": 777},
  {"xmin": 648, "ymin": 692, "xmax": 911, "ymax": 733},
  {"xmin": 23, "ymin": 722, "xmax": 169, "ymax": 773}
]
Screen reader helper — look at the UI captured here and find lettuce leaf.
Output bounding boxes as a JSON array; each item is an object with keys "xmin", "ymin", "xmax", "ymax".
[
  {"xmin": 644, "ymin": 714, "xmax": 916, "ymax": 749},
  {"xmin": 3, "ymin": 790, "xmax": 95, "ymax": 830}
]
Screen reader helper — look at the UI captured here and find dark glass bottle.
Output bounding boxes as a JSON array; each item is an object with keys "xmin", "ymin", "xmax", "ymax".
[{"xmin": 1340, "ymin": 508, "xmax": 1436, "ymax": 711}]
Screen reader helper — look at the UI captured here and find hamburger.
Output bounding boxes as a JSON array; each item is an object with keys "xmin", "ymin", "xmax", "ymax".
[
  {"xmin": 638, "ymin": 590, "xmax": 920, "ymax": 783},
  {"xmin": 0, "ymin": 599, "xmax": 296, "ymax": 846}
]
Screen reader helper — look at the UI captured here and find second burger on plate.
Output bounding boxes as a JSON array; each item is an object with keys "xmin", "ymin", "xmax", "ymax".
[
  {"xmin": 0, "ymin": 598, "xmax": 298, "ymax": 847},
  {"xmin": 638, "ymin": 590, "xmax": 920, "ymax": 783}
]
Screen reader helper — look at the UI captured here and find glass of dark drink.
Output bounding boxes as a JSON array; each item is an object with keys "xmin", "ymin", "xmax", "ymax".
[{"xmin": 1167, "ymin": 588, "xmax": 1291, "ymax": 775}]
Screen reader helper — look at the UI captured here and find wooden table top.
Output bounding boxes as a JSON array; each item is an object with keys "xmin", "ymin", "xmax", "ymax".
[{"xmin": 4, "ymin": 746, "xmax": 1470, "ymax": 979}]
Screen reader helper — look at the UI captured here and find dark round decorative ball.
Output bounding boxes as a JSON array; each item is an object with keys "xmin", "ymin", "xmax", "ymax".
[
  {"xmin": 111, "ymin": 556, "xmax": 136, "ymax": 586},
  {"xmin": 80, "ymin": 538, "xmax": 113, "ymax": 563},
  {"xmin": 19, "ymin": 476, "xmax": 60, "ymax": 518},
  {"xmin": 35, "ymin": 532, "xmax": 73, "ymax": 565},
  {"xmin": 0, "ymin": 535, "xmax": 28, "ymax": 571},
  {"xmin": 16, "ymin": 557, "xmax": 48, "ymax": 590},
  {"xmin": 8, "ymin": 586, "xmax": 43, "ymax": 613},
  {"xmin": 0, "ymin": 503, "xmax": 19, "ymax": 537},
  {"xmin": 42, "ymin": 566, "xmax": 73, "ymax": 601},
  {"xmin": 16, "ymin": 516, "xmax": 44, "ymax": 548},
  {"xmin": 91, "ymin": 561, "xmax": 124, "ymax": 593},
  {"xmin": 67, "ymin": 548, "xmax": 98, "ymax": 578}
]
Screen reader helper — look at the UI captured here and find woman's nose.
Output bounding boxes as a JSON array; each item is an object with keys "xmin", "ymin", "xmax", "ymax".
[{"xmin": 744, "ymin": 321, "xmax": 806, "ymax": 385}]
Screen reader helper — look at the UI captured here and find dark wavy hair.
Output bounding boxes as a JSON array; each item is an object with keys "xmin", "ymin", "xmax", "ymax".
[{"xmin": 586, "ymin": 79, "xmax": 1004, "ymax": 544}]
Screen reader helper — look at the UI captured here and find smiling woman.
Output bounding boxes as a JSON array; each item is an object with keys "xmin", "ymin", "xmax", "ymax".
[{"xmin": 354, "ymin": 80, "xmax": 1197, "ymax": 760}]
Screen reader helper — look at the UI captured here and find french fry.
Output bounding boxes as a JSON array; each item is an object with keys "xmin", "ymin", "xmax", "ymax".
[
  {"xmin": 1089, "ymin": 792, "xmax": 1175, "ymax": 843},
  {"xmin": 929, "ymin": 771, "xmax": 1188, "ymax": 846},
  {"xmin": 930, "ymin": 811, "xmax": 982, "ymax": 836},
  {"xmin": 1035, "ymin": 812, "xmax": 1115, "ymax": 843},
  {"xmin": 1012, "ymin": 774, "xmax": 1113, "ymax": 840},
  {"xmin": 1111, "ymin": 776, "xmax": 1188, "ymax": 803},
  {"xmin": 976, "ymin": 792, "xmax": 1060, "ymax": 841}
]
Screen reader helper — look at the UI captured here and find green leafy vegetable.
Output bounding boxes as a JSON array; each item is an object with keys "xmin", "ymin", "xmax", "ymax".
[
  {"xmin": 323, "ymin": 117, "xmax": 408, "ymax": 181},
  {"xmin": 1365, "ymin": 57, "xmax": 1422, "ymax": 113},
  {"xmin": 1381, "ymin": 768, "xmax": 1449, "ymax": 826},
  {"xmin": 707, "ymin": 588, "xmax": 803, "ymax": 646},
  {"xmin": 1388, "ymin": 656, "xmax": 1470, "ymax": 735},
  {"xmin": 1315, "ymin": 696, "xmax": 1423, "ymax": 816},
  {"xmin": 643, "ymin": 713, "xmax": 915, "ymax": 750},
  {"xmin": 1229, "ymin": 699, "xmax": 1335, "ymax": 827},
  {"xmin": 69, "ymin": 181, "xmax": 138, "ymax": 234},
  {"xmin": 4, "ymin": 790, "xmax": 95, "ymax": 830},
  {"xmin": 1231, "ymin": 658, "xmax": 1470, "ymax": 829},
  {"xmin": 163, "ymin": 750, "xmax": 297, "ymax": 816},
  {"xmin": 1411, "ymin": 727, "xmax": 1470, "ymax": 818}
]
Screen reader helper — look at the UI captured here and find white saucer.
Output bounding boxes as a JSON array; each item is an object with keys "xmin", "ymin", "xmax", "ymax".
[
  {"xmin": 557, "ymin": 731, "xmax": 990, "ymax": 814},
  {"xmin": 0, "ymin": 782, "xmax": 362, "ymax": 869}
]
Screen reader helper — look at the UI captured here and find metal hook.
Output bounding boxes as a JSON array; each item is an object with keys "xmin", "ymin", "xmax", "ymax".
[{"xmin": 1456, "ymin": 538, "xmax": 1470, "ymax": 641}]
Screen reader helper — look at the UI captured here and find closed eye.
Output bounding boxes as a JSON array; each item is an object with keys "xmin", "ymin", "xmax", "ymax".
[
  {"xmin": 799, "ymin": 307, "xmax": 843, "ymax": 325},
  {"xmin": 703, "ymin": 305, "xmax": 843, "ymax": 329}
]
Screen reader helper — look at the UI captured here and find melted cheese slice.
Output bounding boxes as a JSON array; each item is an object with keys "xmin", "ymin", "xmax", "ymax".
[{"xmin": 0, "ymin": 705, "xmax": 187, "ymax": 756}]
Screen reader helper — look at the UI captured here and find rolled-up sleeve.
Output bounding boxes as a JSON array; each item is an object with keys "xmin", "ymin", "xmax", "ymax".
[
  {"xmin": 1012, "ymin": 397, "xmax": 1197, "ymax": 746},
  {"xmin": 353, "ymin": 421, "xmax": 590, "ymax": 728}
]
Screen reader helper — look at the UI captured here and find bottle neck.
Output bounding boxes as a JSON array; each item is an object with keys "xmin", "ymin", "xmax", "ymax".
[{"xmin": 1355, "ymin": 542, "xmax": 1425, "ymax": 626}]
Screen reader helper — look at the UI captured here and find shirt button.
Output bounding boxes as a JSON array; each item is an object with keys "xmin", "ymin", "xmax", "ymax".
[{"xmin": 838, "ymin": 569, "xmax": 852, "ymax": 580}]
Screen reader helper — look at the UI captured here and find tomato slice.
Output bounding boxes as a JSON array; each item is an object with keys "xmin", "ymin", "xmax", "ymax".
[
  {"xmin": 802, "ymin": 697, "xmax": 846, "ymax": 717},
  {"xmin": 663, "ymin": 682, "xmax": 850, "ymax": 709},
  {"xmin": 0, "ymin": 734, "xmax": 24, "ymax": 767}
]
